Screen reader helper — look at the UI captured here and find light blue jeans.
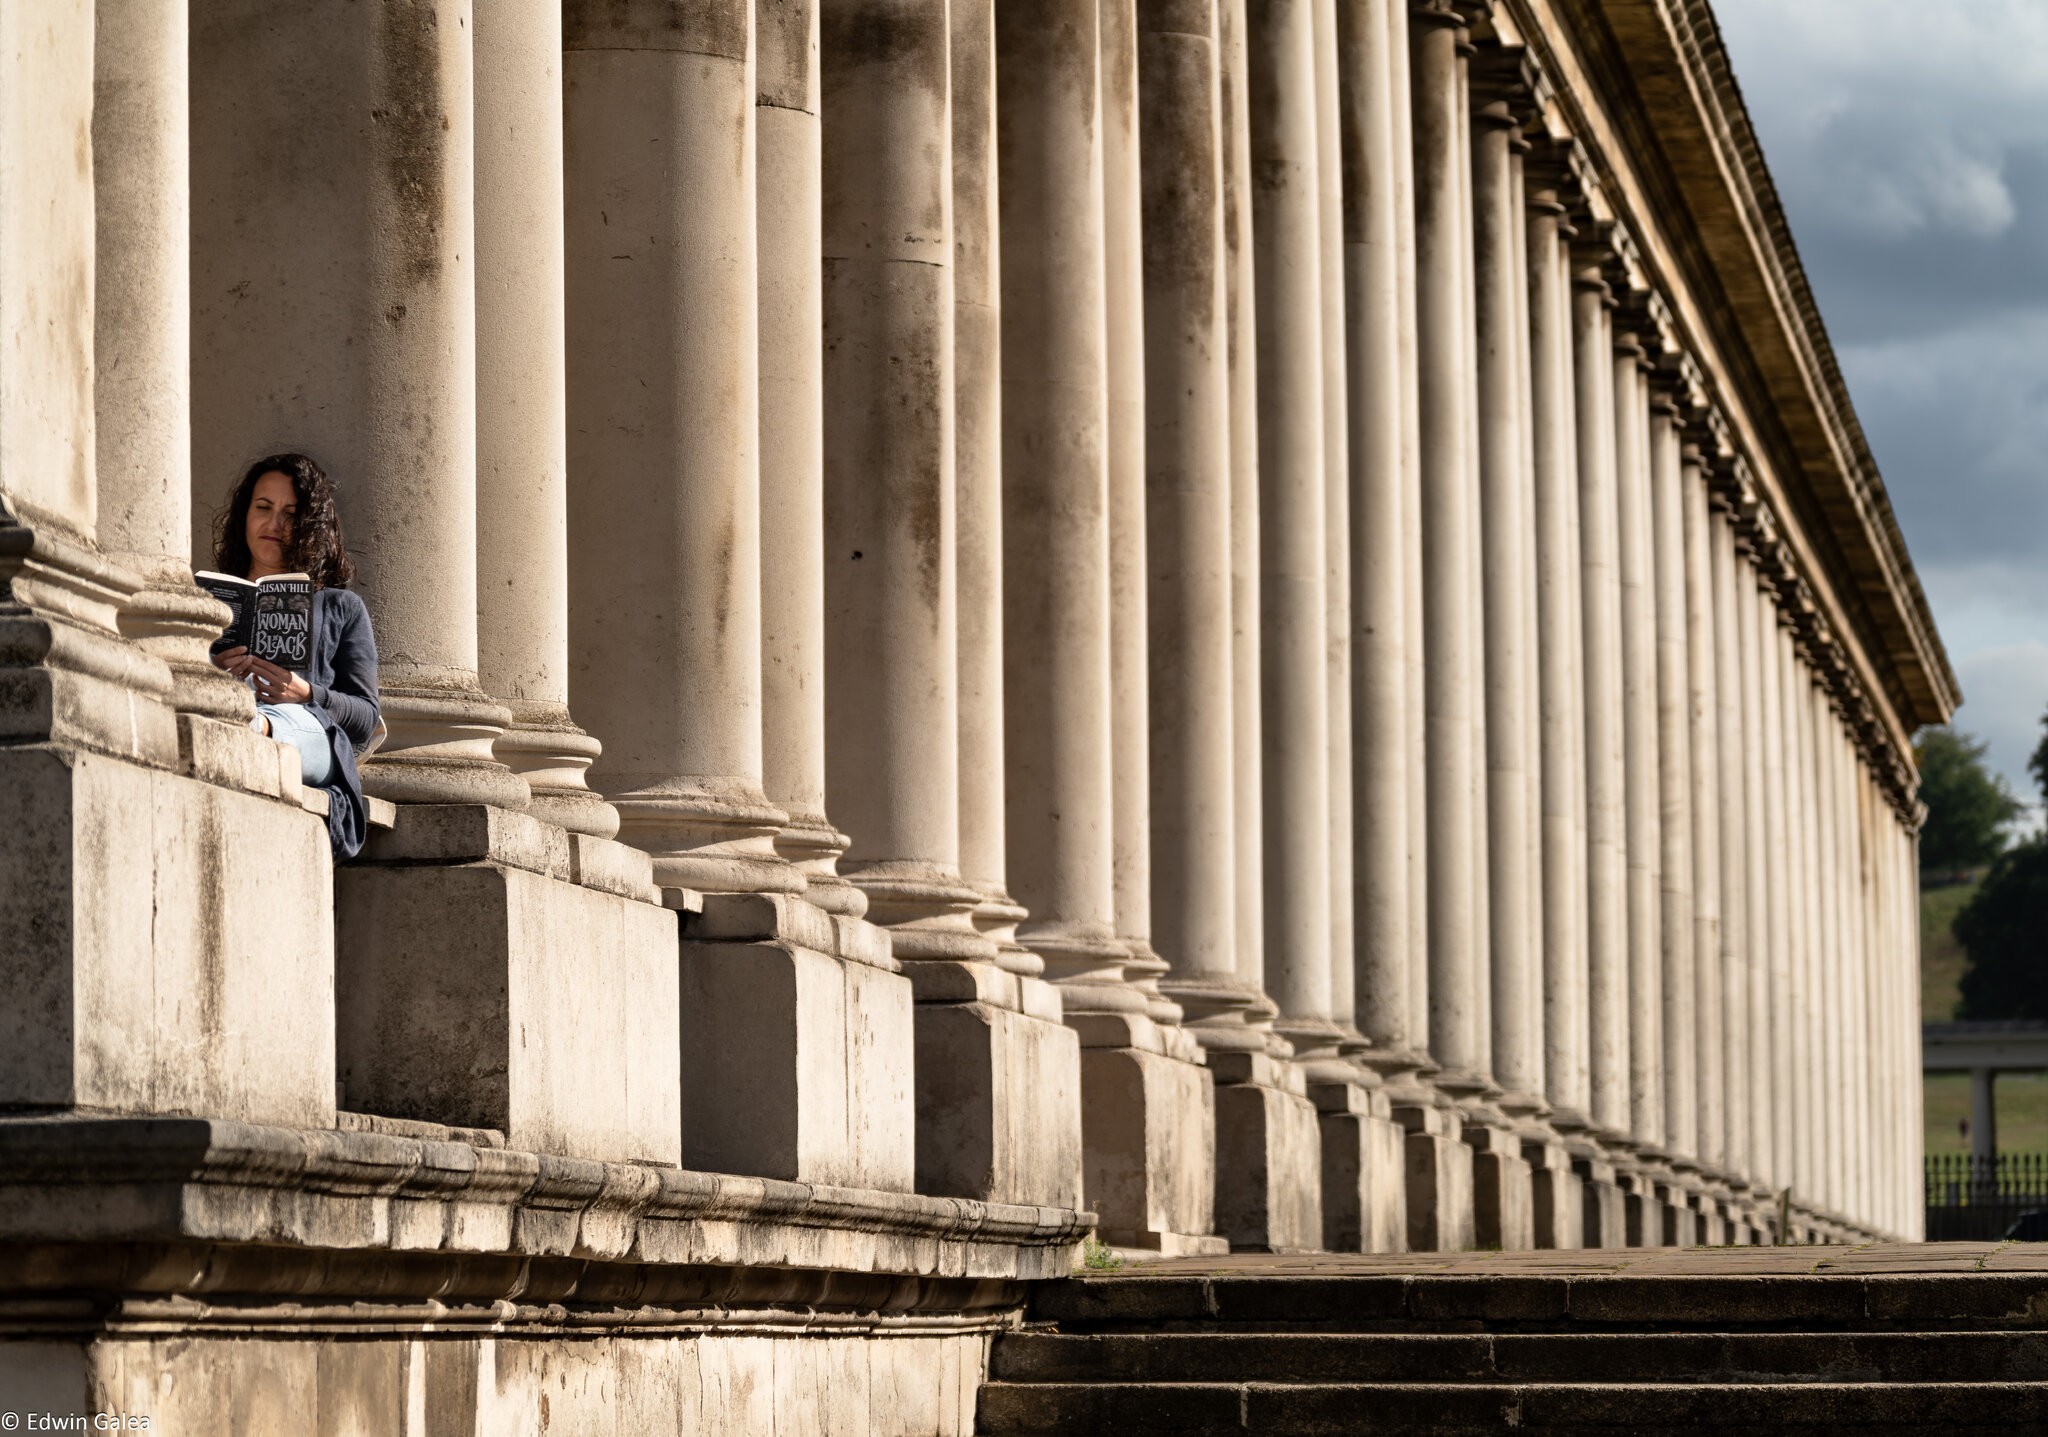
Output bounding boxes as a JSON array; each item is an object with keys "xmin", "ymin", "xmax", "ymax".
[{"xmin": 255, "ymin": 702, "xmax": 335, "ymax": 785}]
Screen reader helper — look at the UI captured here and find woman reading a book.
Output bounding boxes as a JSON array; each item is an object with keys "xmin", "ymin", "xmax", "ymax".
[{"xmin": 207, "ymin": 453, "xmax": 380, "ymax": 859}]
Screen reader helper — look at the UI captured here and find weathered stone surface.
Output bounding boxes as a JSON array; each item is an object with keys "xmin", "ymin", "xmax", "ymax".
[
  {"xmin": 1313, "ymin": 1083, "xmax": 1407, "ymax": 1254},
  {"xmin": 916, "ymin": 1000, "xmax": 1083, "ymax": 1208},
  {"xmin": 336, "ymin": 859, "xmax": 681, "ymax": 1165},
  {"xmin": 0, "ymin": 747, "xmax": 332, "ymax": 1129},
  {"xmin": 680, "ymin": 937, "xmax": 914, "ymax": 1192},
  {"xmin": 1214, "ymin": 1080, "xmax": 1323, "ymax": 1254},
  {"xmin": 1081, "ymin": 1045, "xmax": 1220, "ymax": 1254}
]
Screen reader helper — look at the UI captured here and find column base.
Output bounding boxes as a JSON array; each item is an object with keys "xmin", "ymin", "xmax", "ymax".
[
  {"xmin": 1311, "ymin": 1078, "xmax": 1408, "ymax": 1252},
  {"xmin": 1524, "ymin": 1134, "xmax": 1585, "ymax": 1250},
  {"xmin": 493, "ymin": 700, "xmax": 620, "ymax": 839},
  {"xmin": 1210, "ymin": 1050, "xmax": 1323, "ymax": 1253},
  {"xmin": 1394, "ymin": 1097, "xmax": 1475, "ymax": 1253},
  {"xmin": 1467, "ymin": 1120, "xmax": 1535, "ymax": 1251},
  {"xmin": 1072, "ymin": 1015, "xmax": 1221, "ymax": 1254},
  {"xmin": 360, "ymin": 680, "xmax": 532, "ymax": 811},
  {"xmin": 677, "ymin": 889, "xmax": 915, "ymax": 1192},
  {"xmin": 915, "ymin": 981, "xmax": 1083, "ymax": 1208},
  {"xmin": 338, "ymin": 804, "xmax": 682, "ymax": 1165},
  {"xmin": 0, "ymin": 744, "xmax": 334, "ymax": 1129}
]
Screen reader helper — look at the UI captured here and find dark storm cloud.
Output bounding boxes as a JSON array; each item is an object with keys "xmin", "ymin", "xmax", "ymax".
[{"xmin": 1714, "ymin": 0, "xmax": 2048, "ymax": 798}]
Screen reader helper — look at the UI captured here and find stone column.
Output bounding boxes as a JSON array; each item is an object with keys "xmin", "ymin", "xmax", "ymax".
[
  {"xmin": 1143, "ymin": 0, "xmax": 1241, "ymax": 1017},
  {"xmin": 1612, "ymin": 332, "xmax": 1663, "ymax": 1161},
  {"xmin": 562, "ymin": 1, "xmax": 787, "ymax": 888},
  {"xmin": 1103, "ymin": 0, "xmax": 1170, "ymax": 1004},
  {"xmin": 1473, "ymin": 99, "xmax": 1540, "ymax": 1117},
  {"xmin": 1402, "ymin": 0, "xmax": 1484, "ymax": 1253},
  {"xmin": 1232, "ymin": 0, "xmax": 1331, "ymax": 1254},
  {"xmin": 758, "ymin": 0, "xmax": 861, "ymax": 911},
  {"xmin": 1737, "ymin": 556, "xmax": 1776, "ymax": 1197},
  {"xmin": 1813, "ymin": 677, "xmax": 1843, "ymax": 1215},
  {"xmin": 1344, "ymin": 0, "xmax": 1422, "ymax": 1085},
  {"xmin": 192, "ymin": 0, "xmax": 526, "ymax": 812},
  {"xmin": 1648, "ymin": 399, "xmax": 1695, "ymax": 1166},
  {"xmin": 1681, "ymin": 445, "xmax": 1724, "ymax": 1181},
  {"xmin": 953, "ymin": 0, "xmax": 1032, "ymax": 963},
  {"xmin": 1573, "ymin": 258, "xmax": 1629, "ymax": 1148},
  {"xmin": 822, "ymin": 0, "xmax": 984, "ymax": 948},
  {"xmin": 1315, "ymin": 0, "xmax": 1359, "ymax": 1074},
  {"xmin": 1326, "ymin": 0, "xmax": 1414, "ymax": 1253},
  {"xmin": 1250, "ymin": 0, "xmax": 1334, "ymax": 1065},
  {"xmin": 1710, "ymin": 498, "xmax": 1751, "ymax": 1192},
  {"xmin": 475, "ymin": 0, "xmax": 615, "ymax": 838},
  {"xmin": 1760, "ymin": 599, "xmax": 1794, "ymax": 1193},
  {"xmin": 1413, "ymin": 2, "xmax": 1482, "ymax": 1100},
  {"xmin": 94, "ymin": 0, "xmax": 253, "ymax": 734},
  {"xmin": 1219, "ymin": 0, "xmax": 1273, "ymax": 1047},
  {"xmin": 994, "ymin": 0, "xmax": 1170, "ymax": 1222},
  {"xmin": 1527, "ymin": 172, "xmax": 1589, "ymax": 1135}
]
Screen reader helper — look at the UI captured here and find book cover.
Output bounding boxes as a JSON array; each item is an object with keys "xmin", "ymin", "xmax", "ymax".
[{"xmin": 195, "ymin": 571, "xmax": 315, "ymax": 672}]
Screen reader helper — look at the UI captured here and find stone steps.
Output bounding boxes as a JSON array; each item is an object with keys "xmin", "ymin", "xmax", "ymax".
[
  {"xmin": 991, "ymin": 1330, "xmax": 2048, "ymax": 1385},
  {"xmin": 978, "ymin": 1253, "xmax": 2048, "ymax": 1435},
  {"xmin": 976, "ymin": 1379, "xmax": 2048, "ymax": 1435}
]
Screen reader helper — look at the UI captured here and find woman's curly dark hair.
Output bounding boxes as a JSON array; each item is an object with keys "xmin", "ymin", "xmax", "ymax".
[{"xmin": 213, "ymin": 452, "xmax": 356, "ymax": 589}]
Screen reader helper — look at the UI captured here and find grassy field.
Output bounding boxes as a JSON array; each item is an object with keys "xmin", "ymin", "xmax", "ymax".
[
  {"xmin": 1925, "ymin": 1071, "xmax": 2048, "ymax": 1155},
  {"xmin": 1920, "ymin": 877, "xmax": 1977, "ymax": 1023},
  {"xmin": 1917, "ymin": 875, "xmax": 2048, "ymax": 1157}
]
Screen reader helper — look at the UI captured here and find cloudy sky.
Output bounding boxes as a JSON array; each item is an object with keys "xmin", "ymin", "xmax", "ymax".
[{"xmin": 1713, "ymin": 0, "xmax": 2048, "ymax": 817}]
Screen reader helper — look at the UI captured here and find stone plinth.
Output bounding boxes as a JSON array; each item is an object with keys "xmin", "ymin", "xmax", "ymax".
[
  {"xmin": 1396, "ymin": 1097, "xmax": 1476, "ymax": 1253},
  {"xmin": 336, "ymin": 805, "xmax": 681, "ymax": 1166},
  {"xmin": 1469, "ymin": 1120, "xmax": 1537, "ymax": 1251},
  {"xmin": 679, "ymin": 891, "xmax": 915, "ymax": 1193},
  {"xmin": 0, "ymin": 746, "xmax": 333, "ymax": 1131},
  {"xmin": 1312, "ymin": 1080, "xmax": 1408, "ymax": 1253},
  {"xmin": 914, "ymin": 965, "xmax": 1084, "ymax": 1208},
  {"xmin": 1525, "ymin": 1135, "xmax": 1586, "ymax": 1250},
  {"xmin": 1573, "ymin": 1146, "xmax": 1629, "ymax": 1249},
  {"xmin": 1211, "ymin": 1050, "xmax": 1324, "ymax": 1254},
  {"xmin": 1073, "ymin": 1013, "xmax": 1223, "ymax": 1255}
]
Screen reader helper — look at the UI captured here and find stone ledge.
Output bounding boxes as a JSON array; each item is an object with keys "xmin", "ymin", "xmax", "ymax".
[{"xmin": 0, "ymin": 1116, "xmax": 1093, "ymax": 1293}]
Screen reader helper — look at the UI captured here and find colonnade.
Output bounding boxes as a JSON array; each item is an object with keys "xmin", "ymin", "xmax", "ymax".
[{"xmin": 5, "ymin": 0, "xmax": 1939, "ymax": 1252}]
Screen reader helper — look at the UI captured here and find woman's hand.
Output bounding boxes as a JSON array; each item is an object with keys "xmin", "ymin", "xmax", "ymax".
[
  {"xmin": 212, "ymin": 644, "xmax": 247, "ymax": 674},
  {"xmin": 245, "ymin": 656, "xmax": 311, "ymax": 705}
]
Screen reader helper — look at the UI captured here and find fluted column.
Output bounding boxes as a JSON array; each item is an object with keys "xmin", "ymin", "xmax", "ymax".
[
  {"xmin": 1710, "ymin": 498, "xmax": 1751, "ymax": 1188},
  {"xmin": 1789, "ymin": 648, "xmax": 1820, "ymax": 1211},
  {"xmin": 1315, "ymin": 0, "xmax": 1359, "ymax": 1061},
  {"xmin": 1613, "ymin": 330, "xmax": 1662, "ymax": 1153},
  {"xmin": 95, "ymin": 0, "xmax": 252, "ymax": 730},
  {"xmin": 1648, "ymin": 398, "xmax": 1694, "ymax": 1162},
  {"xmin": 193, "ymin": 0, "xmax": 526, "ymax": 811},
  {"xmin": 476, "ymin": 0, "xmax": 615, "ymax": 838},
  {"xmin": 1760, "ymin": 596, "xmax": 1794, "ymax": 1191},
  {"xmin": 1413, "ymin": 2, "xmax": 1485, "ymax": 1097},
  {"xmin": 1473, "ymin": 99, "xmax": 1540, "ymax": 1113},
  {"xmin": 1812, "ymin": 677, "xmax": 1842, "ymax": 1212},
  {"xmin": 822, "ymin": 0, "xmax": 989, "ymax": 952},
  {"xmin": 1344, "ymin": 0, "xmax": 1421, "ymax": 1077},
  {"xmin": 1104, "ymin": 0, "xmax": 1170, "ymax": 1001},
  {"xmin": 1681, "ymin": 445, "xmax": 1724, "ymax": 1177},
  {"xmin": 1251, "ymin": 0, "xmax": 1337, "ymax": 1061},
  {"xmin": 953, "ymin": 0, "xmax": 1032, "ymax": 964},
  {"xmin": 1000, "ymin": 0, "xmax": 1130, "ymax": 999},
  {"xmin": 1528, "ymin": 176, "xmax": 1590, "ymax": 1131},
  {"xmin": 1143, "ymin": 0, "xmax": 1243, "ymax": 1016},
  {"xmin": 755, "ymin": 0, "xmax": 862, "ymax": 909},
  {"xmin": 1573, "ymin": 257, "xmax": 1629, "ymax": 1141}
]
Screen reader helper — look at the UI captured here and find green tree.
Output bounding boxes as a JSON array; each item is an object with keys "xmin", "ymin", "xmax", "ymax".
[
  {"xmin": 1915, "ymin": 727, "xmax": 2020, "ymax": 879},
  {"xmin": 1954, "ymin": 711, "xmax": 2048, "ymax": 1021}
]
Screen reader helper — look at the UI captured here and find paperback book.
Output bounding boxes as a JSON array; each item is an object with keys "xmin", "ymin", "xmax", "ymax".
[{"xmin": 195, "ymin": 571, "xmax": 315, "ymax": 671}]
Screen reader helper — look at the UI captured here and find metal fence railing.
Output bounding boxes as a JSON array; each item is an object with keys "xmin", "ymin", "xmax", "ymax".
[{"xmin": 1925, "ymin": 1153, "xmax": 2048, "ymax": 1240}]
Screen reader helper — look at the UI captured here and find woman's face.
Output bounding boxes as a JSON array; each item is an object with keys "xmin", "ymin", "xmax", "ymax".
[{"xmin": 245, "ymin": 471, "xmax": 297, "ymax": 574}]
